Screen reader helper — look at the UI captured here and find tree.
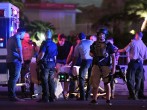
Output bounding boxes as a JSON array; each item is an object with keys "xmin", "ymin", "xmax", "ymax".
[
  {"xmin": 92, "ymin": 0, "xmax": 147, "ymax": 47},
  {"xmin": 0, "ymin": 0, "xmax": 56, "ymax": 45},
  {"xmin": 25, "ymin": 20, "xmax": 56, "ymax": 46}
]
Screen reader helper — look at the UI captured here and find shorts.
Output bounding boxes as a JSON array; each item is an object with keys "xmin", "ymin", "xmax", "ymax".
[{"xmin": 90, "ymin": 65, "xmax": 111, "ymax": 88}]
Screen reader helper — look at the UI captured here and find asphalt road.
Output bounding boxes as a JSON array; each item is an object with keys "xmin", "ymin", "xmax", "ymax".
[{"xmin": 0, "ymin": 88, "xmax": 147, "ymax": 110}]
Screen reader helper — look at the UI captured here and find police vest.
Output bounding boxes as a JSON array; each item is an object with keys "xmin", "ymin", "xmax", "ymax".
[{"xmin": 90, "ymin": 41, "xmax": 114, "ymax": 66}]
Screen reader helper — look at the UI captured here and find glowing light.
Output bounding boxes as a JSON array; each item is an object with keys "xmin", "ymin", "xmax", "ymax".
[
  {"xmin": 138, "ymin": 12, "xmax": 147, "ymax": 31},
  {"xmin": 32, "ymin": 32, "xmax": 45, "ymax": 47},
  {"xmin": 141, "ymin": 16, "xmax": 147, "ymax": 31},
  {"xmin": 130, "ymin": 30, "xmax": 135, "ymax": 34},
  {"xmin": 0, "ymin": 38, "xmax": 4, "ymax": 41},
  {"xmin": 10, "ymin": 26, "xmax": 13, "ymax": 31}
]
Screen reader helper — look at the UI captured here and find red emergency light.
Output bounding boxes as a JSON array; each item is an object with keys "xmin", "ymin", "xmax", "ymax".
[{"xmin": 0, "ymin": 9, "xmax": 4, "ymax": 17}]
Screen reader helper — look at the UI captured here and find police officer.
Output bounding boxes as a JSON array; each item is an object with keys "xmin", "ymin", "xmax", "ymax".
[
  {"xmin": 118, "ymin": 32, "xmax": 147, "ymax": 100},
  {"xmin": 90, "ymin": 28, "xmax": 116, "ymax": 105},
  {"xmin": 37, "ymin": 30, "xmax": 58, "ymax": 103}
]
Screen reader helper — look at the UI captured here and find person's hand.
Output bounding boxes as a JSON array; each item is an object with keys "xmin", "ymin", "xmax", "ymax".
[
  {"xmin": 21, "ymin": 60, "xmax": 24, "ymax": 64},
  {"xmin": 112, "ymin": 69, "xmax": 115, "ymax": 75}
]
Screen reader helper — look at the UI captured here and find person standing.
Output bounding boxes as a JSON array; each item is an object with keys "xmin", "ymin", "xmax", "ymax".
[
  {"xmin": 71, "ymin": 32, "xmax": 93, "ymax": 101},
  {"xmin": 89, "ymin": 28, "xmax": 116, "ymax": 105},
  {"xmin": 21, "ymin": 33, "xmax": 39, "ymax": 98},
  {"xmin": 37, "ymin": 30, "xmax": 58, "ymax": 103},
  {"xmin": 118, "ymin": 32, "xmax": 147, "ymax": 100},
  {"xmin": 55, "ymin": 34, "xmax": 72, "ymax": 99},
  {"xmin": 6, "ymin": 28, "xmax": 26, "ymax": 102}
]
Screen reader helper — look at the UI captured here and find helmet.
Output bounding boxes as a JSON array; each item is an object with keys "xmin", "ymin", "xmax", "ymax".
[{"xmin": 97, "ymin": 28, "xmax": 108, "ymax": 36}]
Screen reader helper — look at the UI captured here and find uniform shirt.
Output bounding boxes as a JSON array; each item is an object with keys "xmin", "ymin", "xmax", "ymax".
[
  {"xmin": 124, "ymin": 39, "xmax": 146, "ymax": 61},
  {"xmin": 74, "ymin": 39, "xmax": 93, "ymax": 60},
  {"xmin": 39, "ymin": 39, "xmax": 58, "ymax": 60},
  {"xmin": 6, "ymin": 35, "xmax": 22, "ymax": 62}
]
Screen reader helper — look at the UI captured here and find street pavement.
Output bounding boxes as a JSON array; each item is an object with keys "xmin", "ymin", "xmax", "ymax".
[{"xmin": 0, "ymin": 86, "xmax": 147, "ymax": 110}]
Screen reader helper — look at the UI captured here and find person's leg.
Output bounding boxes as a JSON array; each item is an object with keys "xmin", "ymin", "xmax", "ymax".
[
  {"xmin": 104, "ymin": 83, "xmax": 111, "ymax": 101},
  {"xmin": 21, "ymin": 62, "xmax": 30, "ymax": 97},
  {"xmin": 78, "ymin": 60, "xmax": 92, "ymax": 100},
  {"xmin": 138, "ymin": 69, "xmax": 145, "ymax": 99},
  {"xmin": 102, "ymin": 66, "xmax": 112, "ymax": 105},
  {"xmin": 40, "ymin": 68, "xmax": 49, "ymax": 102},
  {"xmin": 110, "ymin": 78, "xmax": 115, "ymax": 99},
  {"xmin": 126, "ymin": 61, "xmax": 136, "ymax": 99},
  {"xmin": 54, "ymin": 63, "xmax": 63, "ymax": 98},
  {"xmin": 68, "ymin": 79, "xmax": 76, "ymax": 98},
  {"xmin": 49, "ymin": 68, "xmax": 56, "ymax": 102},
  {"xmin": 63, "ymin": 81, "xmax": 69, "ymax": 99},
  {"xmin": 135, "ymin": 62, "xmax": 143, "ymax": 99},
  {"xmin": 85, "ymin": 65, "xmax": 92, "ymax": 100},
  {"xmin": 90, "ymin": 65, "xmax": 101, "ymax": 102},
  {"xmin": 29, "ymin": 82, "xmax": 34, "ymax": 98},
  {"xmin": 7, "ymin": 61, "xmax": 21, "ymax": 99}
]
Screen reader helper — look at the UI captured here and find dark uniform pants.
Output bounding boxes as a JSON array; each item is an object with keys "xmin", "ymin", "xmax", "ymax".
[
  {"xmin": 126, "ymin": 59, "xmax": 143, "ymax": 98},
  {"xmin": 40, "ymin": 61, "xmax": 56, "ymax": 101}
]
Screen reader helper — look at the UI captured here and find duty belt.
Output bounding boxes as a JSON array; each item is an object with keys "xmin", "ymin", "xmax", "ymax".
[
  {"xmin": 130, "ymin": 59, "xmax": 140, "ymax": 63},
  {"xmin": 43, "ymin": 58, "xmax": 54, "ymax": 62}
]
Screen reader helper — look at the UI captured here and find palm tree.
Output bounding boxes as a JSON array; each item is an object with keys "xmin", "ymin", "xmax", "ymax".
[
  {"xmin": 0, "ymin": 0, "xmax": 56, "ymax": 44},
  {"xmin": 25, "ymin": 20, "xmax": 56, "ymax": 46},
  {"xmin": 92, "ymin": 0, "xmax": 147, "ymax": 47}
]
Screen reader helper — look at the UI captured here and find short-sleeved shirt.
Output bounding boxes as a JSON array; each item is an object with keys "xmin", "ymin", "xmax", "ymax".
[
  {"xmin": 6, "ymin": 35, "xmax": 22, "ymax": 62},
  {"xmin": 56, "ymin": 41, "xmax": 72, "ymax": 60},
  {"xmin": 39, "ymin": 39, "xmax": 58, "ymax": 60},
  {"xmin": 74, "ymin": 39, "xmax": 93, "ymax": 60},
  {"xmin": 124, "ymin": 39, "xmax": 146, "ymax": 61}
]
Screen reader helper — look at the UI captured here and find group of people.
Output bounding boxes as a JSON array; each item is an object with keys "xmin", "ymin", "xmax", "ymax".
[{"xmin": 6, "ymin": 27, "xmax": 147, "ymax": 106}]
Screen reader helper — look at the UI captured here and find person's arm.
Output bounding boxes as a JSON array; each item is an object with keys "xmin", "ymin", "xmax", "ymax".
[
  {"xmin": 89, "ymin": 52, "xmax": 94, "ymax": 57},
  {"xmin": 126, "ymin": 52, "xmax": 130, "ymax": 64},
  {"xmin": 37, "ymin": 52, "xmax": 45, "ymax": 62},
  {"xmin": 89, "ymin": 41, "xmax": 95, "ymax": 57},
  {"xmin": 118, "ymin": 48, "xmax": 126, "ymax": 53},
  {"xmin": 70, "ymin": 45, "xmax": 79, "ymax": 69},
  {"xmin": 16, "ymin": 38, "xmax": 24, "ymax": 63},
  {"xmin": 36, "ymin": 41, "xmax": 46, "ymax": 62},
  {"xmin": 17, "ymin": 47, "xmax": 23, "ymax": 63},
  {"xmin": 143, "ymin": 47, "xmax": 147, "ymax": 60},
  {"xmin": 70, "ymin": 56, "xmax": 78, "ymax": 69},
  {"xmin": 118, "ymin": 41, "xmax": 132, "ymax": 53},
  {"xmin": 66, "ymin": 46, "xmax": 73, "ymax": 65},
  {"xmin": 111, "ymin": 53, "xmax": 116, "ymax": 74}
]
